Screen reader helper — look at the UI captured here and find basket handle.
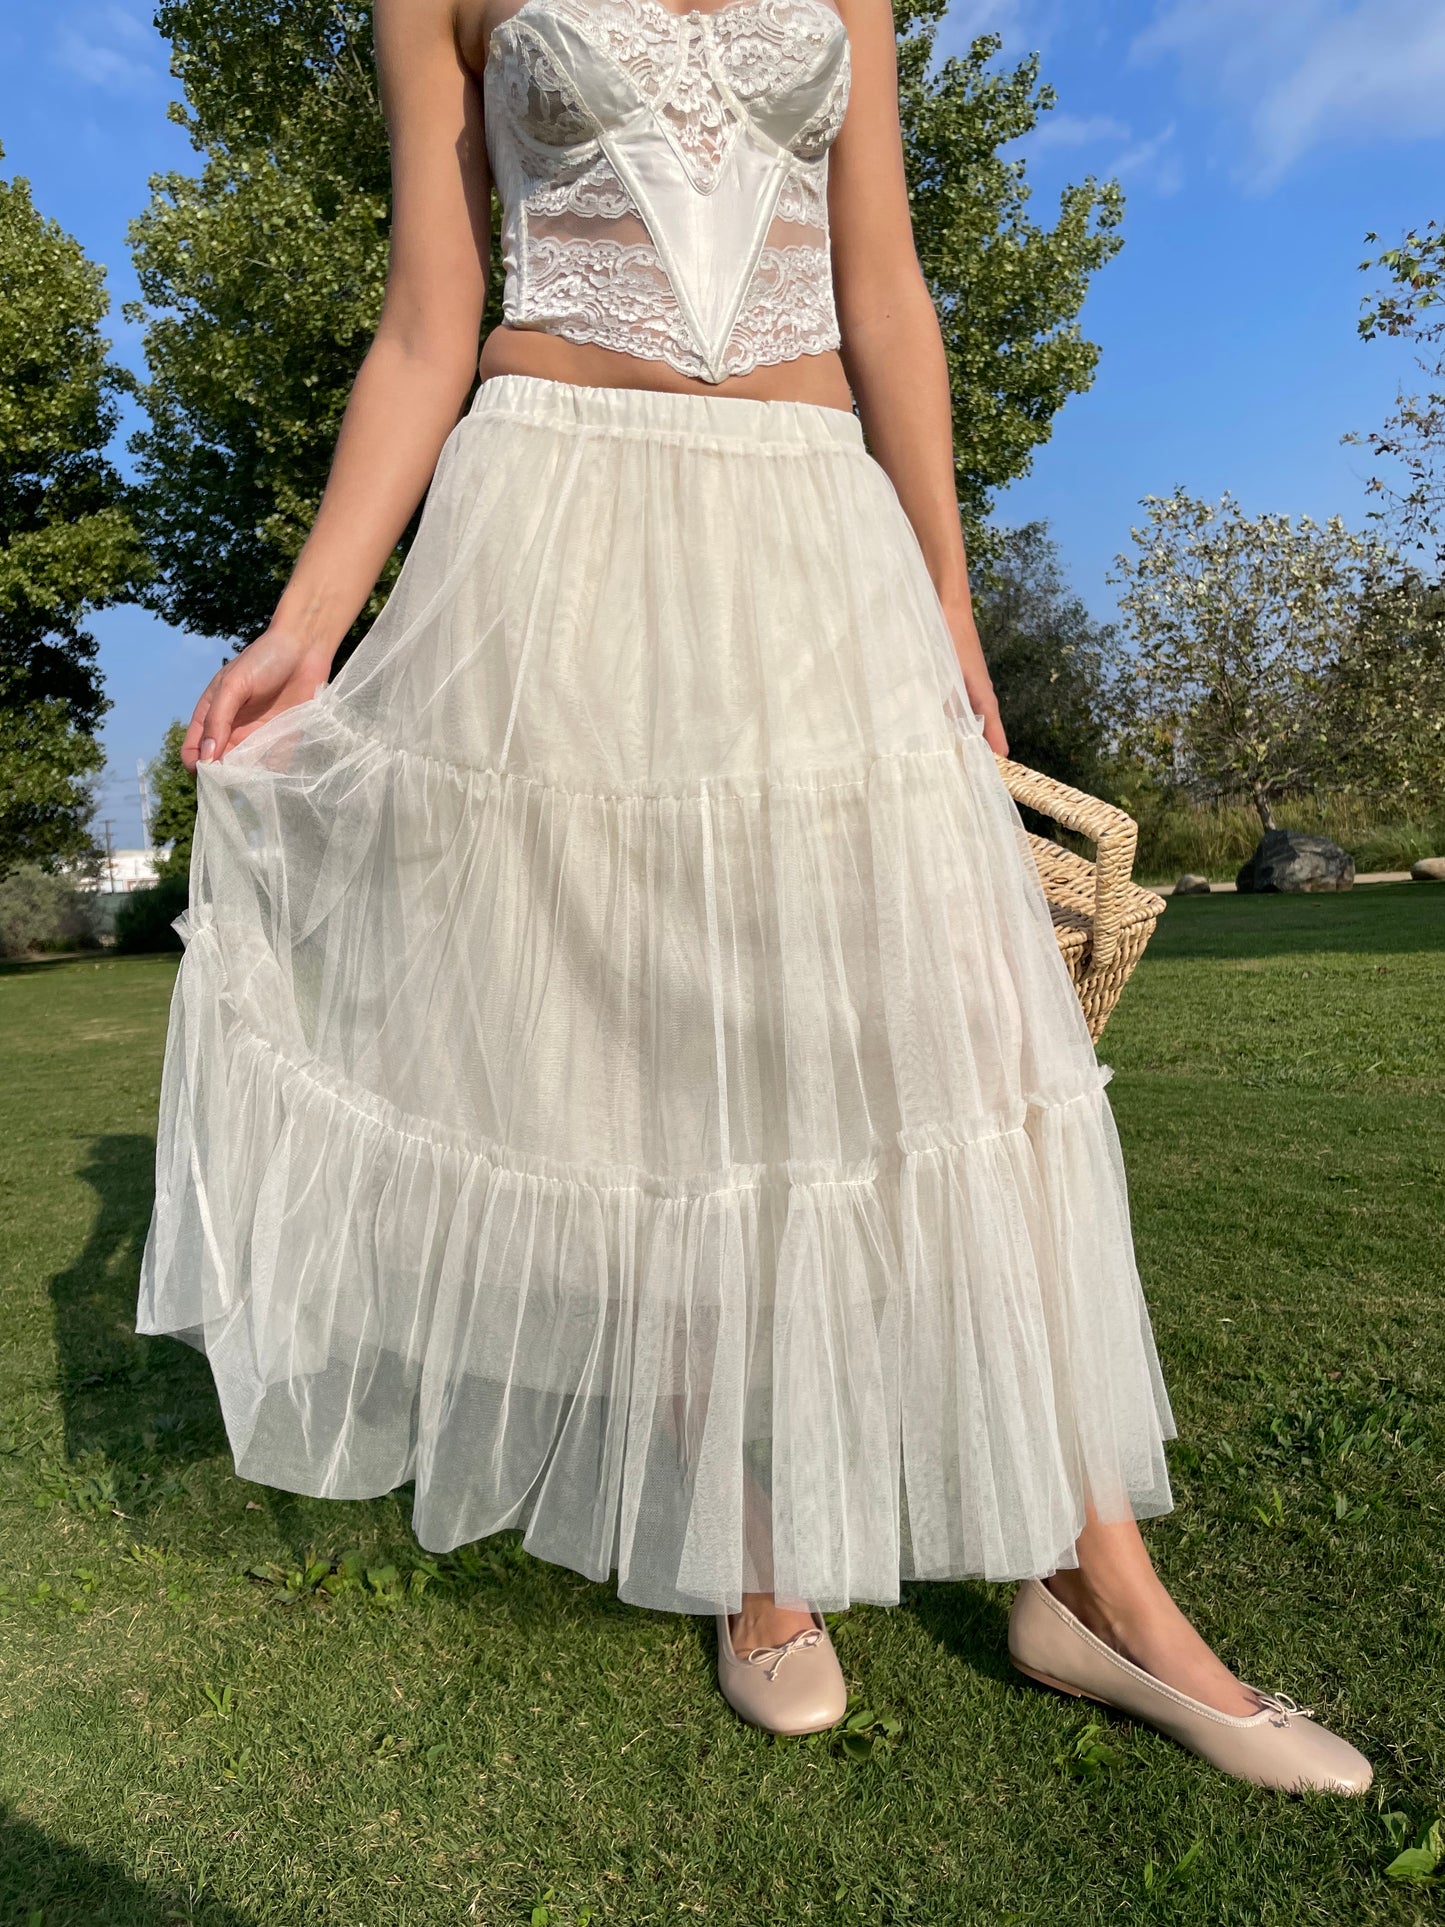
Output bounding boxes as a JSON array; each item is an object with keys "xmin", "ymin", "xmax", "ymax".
[{"xmin": 993, "ymin": 755, "xmax": 1140, "ymax": 977}]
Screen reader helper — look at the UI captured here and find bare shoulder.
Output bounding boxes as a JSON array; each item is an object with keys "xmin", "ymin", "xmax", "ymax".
[
  {"xmin": 826, "ymin": 0, "xmax": 917, "ymax": 290},
  {"xmin": 829, "ymin": 0, "xmax": 902, "ymax": 153},
  {"xmin": 374, "ymin": 0, "xmax": 471, "ymax": 92},
  {"xmin": 370, "ymin": 0, "xmax": 493, "ymax": 285},
  {"xmin": 374, "ymin": 0, "xmax": 459, "ymax": 40},
  {"xmin": 831, "ymin": 0, "xmax": 898, "ymax": 60}
]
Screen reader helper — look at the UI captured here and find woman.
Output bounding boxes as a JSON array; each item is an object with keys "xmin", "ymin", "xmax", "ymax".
[{"xmin": 139, "ymin": 0, "xmax": 1369, "ymax": 1787}]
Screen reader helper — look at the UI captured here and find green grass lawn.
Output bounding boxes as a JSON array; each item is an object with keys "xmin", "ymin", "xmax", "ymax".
[{"xmin": 1, "ymin": 886, "xmax": 1442, "ymax": 1927}]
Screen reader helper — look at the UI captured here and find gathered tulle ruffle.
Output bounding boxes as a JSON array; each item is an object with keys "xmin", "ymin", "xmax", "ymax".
[{"xmin": 138, "ymin": 375, "xmax": 1175, "ymax": 1613}]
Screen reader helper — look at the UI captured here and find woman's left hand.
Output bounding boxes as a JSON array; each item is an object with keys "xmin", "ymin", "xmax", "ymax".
[
  {"xmin": 966, "ymin": 670, "xmax": 1009, "ymax": 759},
  {"xmin": 941, "ymin": 595, "xmax": 1009, "ymax": 758}
]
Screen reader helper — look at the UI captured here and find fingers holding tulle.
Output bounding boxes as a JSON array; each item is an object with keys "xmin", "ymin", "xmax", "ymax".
[
  {"xmin": 182, "ymin": 674, "xmax": 222, "ymax": 773},
  {"xmin": 200, "ymin": 666, "xmax": 252, "ymax": 763}
]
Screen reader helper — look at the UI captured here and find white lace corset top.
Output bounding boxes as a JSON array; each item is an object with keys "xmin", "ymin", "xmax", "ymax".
[{"xmin": 483, "ymin": 0, "xmax": 852, "ymax": 383}]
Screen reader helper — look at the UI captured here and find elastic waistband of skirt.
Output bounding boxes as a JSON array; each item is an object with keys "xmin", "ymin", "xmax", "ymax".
[{"xmin": 467, "ymin": 372, "xmax": 866, "ymax": 452}]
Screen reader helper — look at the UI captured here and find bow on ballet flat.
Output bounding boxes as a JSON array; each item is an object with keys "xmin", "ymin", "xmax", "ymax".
[
  {"xmin": 1252, "ymin": 1690, "xmax": 1316, "ymax": 1725},
  {"xmin": 743, "ymin": 1625, "xmax": 823, "ymax": 1682}
]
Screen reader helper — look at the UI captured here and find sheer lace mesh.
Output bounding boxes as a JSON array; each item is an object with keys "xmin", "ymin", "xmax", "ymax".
[{"xmin": 484, "ymin": 0, "xmax": 851, "ymax": 382}]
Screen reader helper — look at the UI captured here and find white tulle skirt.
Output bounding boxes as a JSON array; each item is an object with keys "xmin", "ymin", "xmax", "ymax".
[{"xmin": 138, "ymin": 374, "xmax": 1175, "ymax": 1613}]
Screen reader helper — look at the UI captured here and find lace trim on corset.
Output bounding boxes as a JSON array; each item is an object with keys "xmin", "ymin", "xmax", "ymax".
[
  {"xmin": 789, "ymin": 49, "xmax": 851, "ymax": 157},
  {"xmin": 709, "ymin": 2, "xmax": 851, "ymax": 145},
  {"xmin": 525, "ymin": 154, "xmax": 639, "ymax": 222},
  {"xmin": 512, "ymin": 235, "xmax": 839, "ymax": 381},
  {"xmin": 495, "ymin": 21, "xmax": 597, "ymax": 145},
  {"xmin": 541, "ymin": 0, "xmax": 843, "ymax": 189},
  {"xmin": 775, "ymin": 161, "xmax": 828, "ymax": 230},
  {"xmin": 524, "ymin": 151, "xmax": 825, "ymax": 232}
]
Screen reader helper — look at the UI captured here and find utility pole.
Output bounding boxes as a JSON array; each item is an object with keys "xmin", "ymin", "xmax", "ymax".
[
  {"xmin": 102, "ymin": 819, "xmax": 116, "ymax": 893},
  {"xmin": 136, "ymin": 759, "xmax": 152, "ymax": 849}
]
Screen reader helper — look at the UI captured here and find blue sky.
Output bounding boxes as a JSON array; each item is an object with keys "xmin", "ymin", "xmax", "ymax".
[{"xmin": 1, "ymin": 0, "xmax": 1442, "ymax": 846}]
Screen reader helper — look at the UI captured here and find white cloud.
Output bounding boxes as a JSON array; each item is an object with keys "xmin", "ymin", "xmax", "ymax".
[
  {"xmin": 1110, "ymin": 121, "xmax": 1183, "ymax": 196},
  {"xmin": 946, "ymin": 0, "xmax": 1026, "ymax": 39},
  {"xmin": 52, "ymin": 3, "xmax": 163, "ymax": 96},
  {"xmin": 1014, "ymin": 110, "xmax": 1181, "ymax": 194},
  {"xmin": 1030, "ymin": 111, "xmax": 1132, "ymax": 153},
  {"xmin": 1133, "ymin": 0, "xmax": 1445, "ymax": 187},
  {"xmin": 939, "ymin": 0, "xmax": 1081, "ymax": 50}
]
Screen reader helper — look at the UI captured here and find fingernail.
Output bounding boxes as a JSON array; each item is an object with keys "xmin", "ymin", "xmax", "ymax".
[{"xmin": 201, "ymin": 738, "xmax": 216, "ymax": 762}]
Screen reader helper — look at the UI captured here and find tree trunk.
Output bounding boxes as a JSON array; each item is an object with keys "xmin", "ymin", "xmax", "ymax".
[{"xmin": 1255, "ymin": 790, "xmax": 1278, "ymax": 833}]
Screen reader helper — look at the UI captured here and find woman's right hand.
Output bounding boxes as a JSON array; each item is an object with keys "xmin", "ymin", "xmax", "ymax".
[{"xmin": 182, "ymin": 630, "xmax": 335, "ymax": 773}]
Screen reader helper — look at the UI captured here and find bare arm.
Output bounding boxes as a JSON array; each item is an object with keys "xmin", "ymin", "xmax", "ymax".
[
  {"xmin": 828, "ymin": 0, "xmax": 1006, "ymax": 756},
  {"xmin": 187, "ymin": 0, "xmax": 491, "ymax": 769}
]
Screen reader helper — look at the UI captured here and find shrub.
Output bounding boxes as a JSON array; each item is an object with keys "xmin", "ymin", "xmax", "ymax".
[
  {"xmin": 112, "ymin": 874, "xmax": 190, "ymax": 953},
  {"xmin": 0, "ymin": 863, "xmax": 102, "ymax": 959}
]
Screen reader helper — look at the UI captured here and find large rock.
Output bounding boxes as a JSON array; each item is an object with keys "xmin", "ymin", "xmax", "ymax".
[
  {"xmin": 1236, "ymin": 829, "xmax": 1354, "ymax": 893},
  {"xmin": 1411, "ymin": 856, "xmax": 1445, "ymax": 882},
  {"xmin": 1174, "ymin": 873, "xmax": 1211, "ymax": 895}
]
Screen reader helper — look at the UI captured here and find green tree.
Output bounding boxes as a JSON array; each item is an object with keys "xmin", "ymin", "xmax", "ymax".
[
  {"xmin": 1110, "ymin": 490, "xmax": 1395, "ymax": 832},
  {"xmin": 0, "ymin": 144, "xmax": 147, "ymax": 874},
  {"xmin": 970, "ymin": 521, "xmax": 1122, "ymax": 793},
  {"xmin": 129, "ymin": 0, "xmax": 1123, "ymax": 647},
  {"xmin": 0, "ymin": 679, "xmax": 105, "ymax": 877},
  {"xmin": 897, "ymin": 1, "xmax": 1124, "ymax": 548},
  {"xmin": 128, "ymin": 1, "xmax": 398, "ymax": 648},
  {"xmin": 1320, "ymin": 575, "xmax": 1445, "ymax": 810},
  {"xmin": 147, "ymin": 718, "xmax": 199, "ymax": 882},
  {"xmin": 1346, "ymin": 222, "xmax": 1444, "ymax": 573}
]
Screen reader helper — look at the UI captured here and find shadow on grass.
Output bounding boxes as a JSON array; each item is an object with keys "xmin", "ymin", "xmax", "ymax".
[
  {"xmin": 48, "ymin": 1133, "xmax": 230, "ymax": 1497},
  {"xmin": 901, "ymin": 1577, "xmax": 1015, "ymax": 1688},
  {"xmin": 42, "ymin": 1133, "xmax": 600, "ymax": 1579},
  {"xmin": 1147, "ymin": 884, "xmax": 1444, "ymax": 963},
  {"xmin": 0, "ymin": 1807, "xmax": 257, "ymax": 1927}
]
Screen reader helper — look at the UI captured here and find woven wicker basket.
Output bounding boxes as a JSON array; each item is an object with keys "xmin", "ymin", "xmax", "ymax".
[{"xmin": 995, "ymin": 755, "xmax": 1166, "ymax": 1042}]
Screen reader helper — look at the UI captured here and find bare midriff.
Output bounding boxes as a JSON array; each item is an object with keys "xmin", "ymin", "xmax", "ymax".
[{"xmin": 477, "ymin": 325, "xmax": 857, "ymax": 413}]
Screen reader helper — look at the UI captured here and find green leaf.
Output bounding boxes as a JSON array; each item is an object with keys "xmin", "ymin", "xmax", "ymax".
[
  {"xmin": 200, "ymin": 1682, "xmax": 236, "ymax": 1719},
  {"xmin": 1382, "ymin": 1809, "xmax": 1413, "ymax": 1850},
  {"xmin": 1385, "ymin": 1847, "xmax": 1439, "ymax": 1884},
  {"xmin": 1142, "ymin": 1841, "xmax": 1203, "ymax": 1892}
]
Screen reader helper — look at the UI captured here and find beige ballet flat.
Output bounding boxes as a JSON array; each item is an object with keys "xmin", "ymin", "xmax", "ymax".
[
  {"xmin": 1008, "ymin": 1578, "xmax": 1372, "ymax": 1794},
  {"xmin": 715, "ymin": 1610, "xmax": 848, "ymax": 1736}
]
